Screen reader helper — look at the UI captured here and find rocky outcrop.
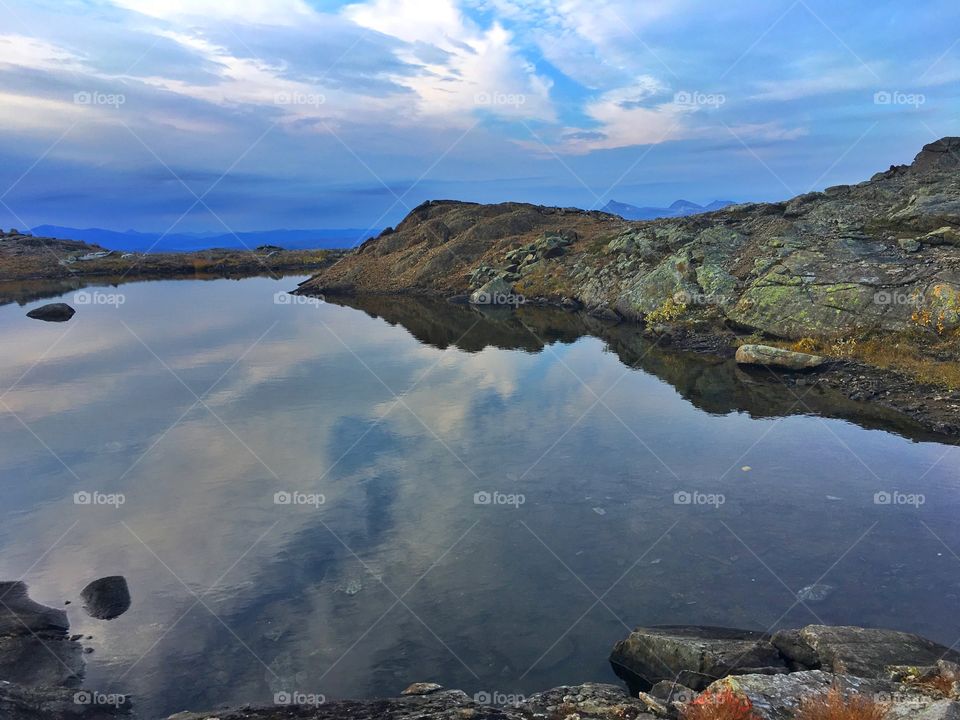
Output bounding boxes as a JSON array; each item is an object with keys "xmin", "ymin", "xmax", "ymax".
[
  {"xmin": 0, "ymin": 582, "xmax": 129, "ymax": 719},
  {"xmin": 610, "ymin": 625, "xmax": 960, "ymax": 720},
  {"xmin": 166, "ymin": 684, "xmax": 658, "ymax": 720},
  {"xmin": 299, "ymin": 138, "xmax": 960, "ymax": 342},
  {"xmin": 735, "ymin": 344, "xmax": 826, "ymax": 370}
]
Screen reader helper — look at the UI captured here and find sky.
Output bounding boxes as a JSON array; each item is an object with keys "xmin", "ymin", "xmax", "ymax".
[{"xmin": 0, "ymin": 0, "xmax": 958, "ymax": 236}]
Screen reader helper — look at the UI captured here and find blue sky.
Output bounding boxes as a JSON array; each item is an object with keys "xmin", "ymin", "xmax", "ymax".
[{"xmin": 0, "ymin": 0, "xmax": 958, "ymax": 235}]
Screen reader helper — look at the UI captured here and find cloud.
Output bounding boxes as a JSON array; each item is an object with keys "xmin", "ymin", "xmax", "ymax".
[{"xmin": 343, "ymin": 0, "xmax": 556, "ymax": 123}]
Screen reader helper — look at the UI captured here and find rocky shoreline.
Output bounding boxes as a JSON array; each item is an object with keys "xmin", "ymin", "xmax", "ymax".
[
  {"xmin": 6, "ymin": 581, "xmax": 960, "ymax": 720},
  {"xmin": 0, "ymin": 229, "xmax": 343, "ymax": 283},
  {"xmin": 294, "ymin": 137, "xmax": 960, "ymax": 437}
]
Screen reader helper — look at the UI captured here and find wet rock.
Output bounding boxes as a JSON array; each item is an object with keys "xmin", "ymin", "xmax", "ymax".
[
  {"xmin": 899, "ymin": 238, "xmax": 922, "ymax": 252},
  {"xmin": 735, "ymin": 344, "xmax": 825, "ymax": 371},
  {"xmin": 26, "ymin": 303, "xmax": 75, "ymax": 322},
  {"xmin": 610, "ymin": 626, "xmax": 788, "ymax": 691},
  {"xmin": 0, "ymin": 582, "xmax": 85, "ymax": 688},
  {"xmin": 80, "ymin": 577, "xmax": 131, "ymax": 621},
  {"xmin": 771, "ymin": 625, "xmax": 960, "ymax": 678}
]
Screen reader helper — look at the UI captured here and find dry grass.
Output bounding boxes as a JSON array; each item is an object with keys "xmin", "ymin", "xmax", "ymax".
[
  {"xmin": 795, "ymin": 687, "xmax": 888, "ymax": 720},
  {"xmin": 781, "ymin": 332, "xmax": 960, "ymax": 390},
  {"xmin": 680, "ymin": 688, "xmax": 758, "ymax": 720}
]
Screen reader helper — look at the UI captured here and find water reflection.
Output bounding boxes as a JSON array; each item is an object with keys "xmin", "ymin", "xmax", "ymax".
[{"xmin": 0, "ymin": 277, "xmax": 957, "ymax": 718}]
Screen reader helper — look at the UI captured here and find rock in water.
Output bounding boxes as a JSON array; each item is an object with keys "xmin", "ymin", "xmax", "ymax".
[
  {"xmin": 80, "ymin": 576, "xmax": 131, "ymax": 620},
  {"xmin": 796, "ymin": 584, "xmax": 835, "ymax": 603},
  {"xmin": 735, "ymin": 344, "xmax": 825, "ymax": 371},
  {"xmin": 25, "ymin": 303, "xmax": 76, "ymax": 322}
]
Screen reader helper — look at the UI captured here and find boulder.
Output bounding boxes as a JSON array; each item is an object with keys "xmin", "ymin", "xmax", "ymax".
[
  {"xmin": 469, "ymin": 277, "xmax": 515, "ymax": 306},
  {"xmin": 772, "ymin": 625, "xmax": 960, "ymax": 678},
  {"xmin": 610, "ymin": 626, "xmax": 789, "ymax": 691},
  {"xmin": 80, "ymin": 577, "xmax": 131, "ymax": 621},
  {"xmin": 26, "ymin": 303, "xmax": 75, "ymax": 322},
  {"xmin": 735, "ymin": 344, "xmax": 825, "ymax": 371}
]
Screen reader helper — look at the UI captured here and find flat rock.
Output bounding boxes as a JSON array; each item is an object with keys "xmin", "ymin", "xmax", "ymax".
[
  {"xmin": 0, "ymin": 683, "xmax": 130, "ymax": 720},
  {"xmin": 735, "ymin": 344, "xmax": 825, "ymax": 371},
  {"xmin": 80, "ymin": 577, "xmax": 131, "ymax": 621},
  {"xmin": 772, "ymin": 625, "xmax": 960, "ymax": 678},
  {"xmin": 25, "ymin": 303, "xmax": 75, "ymax": 322},
  {"xmin": 610, "ymin": 625, "xmax": 788, "ymax": 691}
]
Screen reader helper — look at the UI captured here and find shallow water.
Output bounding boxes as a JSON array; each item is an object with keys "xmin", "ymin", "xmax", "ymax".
[{"xmin": 1, "ymin": 275, "xmax": 958, "ymax": 717}]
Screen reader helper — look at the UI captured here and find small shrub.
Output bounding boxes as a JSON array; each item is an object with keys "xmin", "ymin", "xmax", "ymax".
[
  {"xmin": 795, "ymin": 687, "xmax": 888, "ymax": 720},
  {"xmin": 680, "ymin": 688, "xmax": 758, "ymax": 720},
  {"xmin": 647, "ymin": 296, "xmax": 688, "ymax": 324}
]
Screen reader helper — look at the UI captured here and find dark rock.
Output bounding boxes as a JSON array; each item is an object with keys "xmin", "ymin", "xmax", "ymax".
[
  {"xmin": 0, "ymin": 582, "xmax": 84, "ymax": 688},
  {"xmin": 0, "ymin": 683, "xmax": 130, "ymax": 720},
  {"xmin": 610, "ymin": 626, "xmax": 789, "ymax": 691},
  {"xmin": 80, "ymin": 577, "xmax": 131, "ymax": 621},
  {"xmin": 771, "ymin": 625, "xmax": 960, "ymax": 678},
  {"xmin": 26, "ymin": 303, "xmax": 75, "ymax": 322}
]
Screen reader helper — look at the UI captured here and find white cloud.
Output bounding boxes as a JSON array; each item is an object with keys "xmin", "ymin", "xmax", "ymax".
[
  {"xmin": 108, "ymin": 0, "xmax": 314, "ymax": 25},
  {"xmin": 343, "ymin": 0, "xmax": 555, "ymax": 123}
]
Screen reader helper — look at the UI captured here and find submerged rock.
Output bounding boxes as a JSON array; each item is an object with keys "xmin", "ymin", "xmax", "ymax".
[
  {"xmin": 735, "ymin": 344, "xmax": 826, "ymax": 371},
  {"xmin": 26, "ymin": 303, "xmax": 75, "ymax": 322},
  {"xmin": 795, "ymin": 583, "xmax": 835, "ymax": 603},
  {"xmin": 80, "ymin": 577, "xmax": 131, "ymax": 620}
]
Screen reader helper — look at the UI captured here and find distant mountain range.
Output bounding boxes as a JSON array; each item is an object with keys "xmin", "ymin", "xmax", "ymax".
[
  {"xmin": 601, "ymin": 199, "xmax": 735, "ymax": 221},
  {"xmin": 29, "ymin": 225, "xmax": 376, "ymax": 253}
]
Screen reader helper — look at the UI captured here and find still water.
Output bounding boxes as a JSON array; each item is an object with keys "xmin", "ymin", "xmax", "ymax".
[{"xmin": 1, "ymin": 275, "xmax": 958, "ymax": 717}]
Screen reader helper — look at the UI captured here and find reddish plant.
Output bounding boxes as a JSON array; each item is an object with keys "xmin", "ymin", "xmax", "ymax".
[
  {"xmin": 680, "ymin": 687, "xmax": 758, "ymax": 720},
  {"xmin": 795, "ymin": 687, "xmax": 889, "ymax": 720}
]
